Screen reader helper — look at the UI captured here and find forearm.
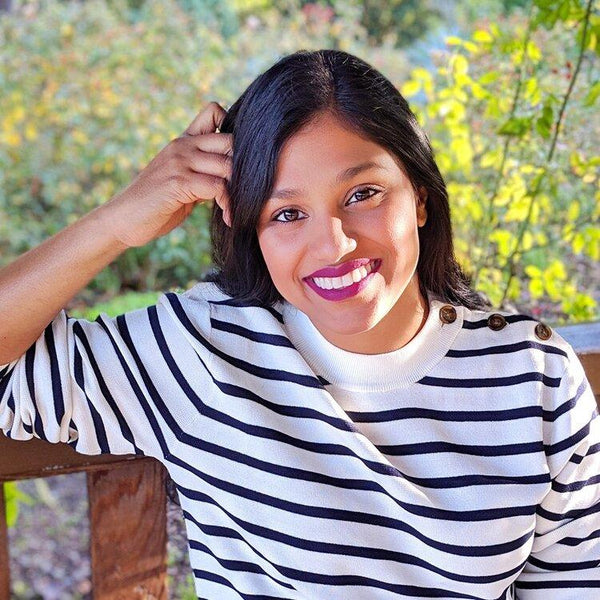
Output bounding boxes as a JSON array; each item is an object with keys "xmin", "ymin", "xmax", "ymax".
[{"xmin": 0, "ymin": 202, "xmax": 128, "ymax": 365}]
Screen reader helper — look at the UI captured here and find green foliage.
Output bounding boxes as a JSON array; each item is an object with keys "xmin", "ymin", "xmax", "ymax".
[
  {"xmin": 1, "ymin": 0, "xmax": 597, "ymax": 323},
  {"xmin": 3, "ymin": 481, "xmax": 34, "ymax": 528},
  {"xmin": 69, "ymin": 290, "xmax": 162, "ymax": 319},
  {"xmin": 0, "ymin": 0, "xmax": 406, "ymax": 296},
  {"xmin": 173, "ymin": 572, "xmax": 197, "ymax": 599},
  {"xmin": 402, "ymin": 0, "xmax": 599, "ymax": 322}
]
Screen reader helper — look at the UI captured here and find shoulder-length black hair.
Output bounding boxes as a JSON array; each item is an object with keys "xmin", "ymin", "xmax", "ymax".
[{"xmin": 208, "ymin": 48, "xmax": 488, "ymax": 310}]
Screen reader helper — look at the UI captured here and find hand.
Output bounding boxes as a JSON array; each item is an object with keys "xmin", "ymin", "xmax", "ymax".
[{"xmin": 102, "ymin": 102, "xmax": 233, "ymax": 248}]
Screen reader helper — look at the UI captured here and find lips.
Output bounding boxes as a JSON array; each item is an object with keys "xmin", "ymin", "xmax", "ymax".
[{"xmin": 304, "ymin": 258, "xmax": 374, "ymax": 280}]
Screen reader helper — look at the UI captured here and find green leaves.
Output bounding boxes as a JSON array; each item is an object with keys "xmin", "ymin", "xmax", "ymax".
[
  {"xmin": 410, "ymin": 1, "xmax": 599, "ymax": 322},
  {"xmin": 3, "ymin": 482, "xmax": 34, "ymax": 528},
  {"xmin": 498, "ymin": 116, "xmax": 533, "ymax": 137}
]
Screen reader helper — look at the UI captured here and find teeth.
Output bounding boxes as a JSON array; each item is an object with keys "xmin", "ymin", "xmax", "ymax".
[{"xmin": 312, "ymin": 261, "xmax": 376, "ymax": 290}]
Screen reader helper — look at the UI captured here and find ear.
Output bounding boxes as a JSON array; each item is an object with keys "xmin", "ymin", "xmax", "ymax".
[{"xmin": 416, "ymin": 186, "xmax": 428, "ymax": 227}]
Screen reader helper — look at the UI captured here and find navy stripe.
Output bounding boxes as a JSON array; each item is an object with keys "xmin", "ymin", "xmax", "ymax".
[
  {"xmin": 544, "ymin": 379, "xmax": 588, "ymax": 422},
  {"xmin": 516, "ymin": 580, "xmax": 600, "ymax": 590},
  {"xmin": 346, "ymin": 404, "xmax": 542, "ymax": 423},
  {"xmin": 73, "ymin": 343, "xmax": 110, "ymax": 453},
  {"xmin": 377, "ymin": 439, "xmax": 544, "ymax": 457},
  {"xmin": 419, "ymin": 372, "xmax": 561, "ymax": 388},
  {"xmin": 182, "ymin": 509, "xmax": 292, "ymax": 584},
  {"xmin": 171, "ymin": 450, "xmax": 536, "ymax": 531},
  {"xmin": 175, "ymin": 482, "xmax": 534, "ymax": 568},
  {"xmin": 0, "ymin": 364, "xmax": 14, "ymax": 400},
  {"xmin": 164, "ymin": 295, "xmax": 322, "ymax": 389},
  {"xmin": 558, "ymin": 528, "xmax": 600, "ymax": 547},
  {"xmin": 190, "ymin": 523, "xmax": 526, "ymax": 591},
  {"xmin": 189, "ymin": 539, "xmax": 295, "ymax": 590},
  {"xmin": 44, "ymin": 323, "xmax": 66, "ymax": 429},
  {"xmin": 73, "ymin": 321, "xmax": 142, "ymax": 455},
  {"xmin": 25, "ymin": 344, "xmax": 45, "ymax": 440},
  {"xmin": 207, "ymin": 296, "xmax": 285, "ymax": 323},
  {"xmin": 571, "ymin": 442, "xmax": 600, "ymax": 464},
  {"xmin": 553, "ymin": 472, "xmax": 600, "ymax": 493},
  {"xmin": 211, "ymin": 318, "xmax": 294, "ymax": 348},
  {"xmin": 192, "ymin": 568, "xmax": 290, "ymax": 600},
  {"xmin": 545, "ymin": 414, "xmax": 597, "ymax": 457},
  {"xmin": 446, "ymin": 340, "xmax": 568, "ymax": 359},
  {"xmin": 115, "ymin": 312, "xmax": 188, "ymax": 456},
  {"xmin": 537, "ymin": 496, "xmax": 600, "ymax": 522}
]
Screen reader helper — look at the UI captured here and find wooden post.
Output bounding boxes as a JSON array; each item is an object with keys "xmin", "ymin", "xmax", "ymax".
[
  {"xmin": 0, "ymin": 484, "xmax": 10, "ymax": 600},
  {"xmin": 87, "ymin": 460, "xmax": 168, "ymax": 600}
]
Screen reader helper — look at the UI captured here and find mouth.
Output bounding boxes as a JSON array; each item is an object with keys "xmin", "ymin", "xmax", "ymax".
[{"xmin": 303, "ymin": 259, "xmax": 382, "ymax": 301}]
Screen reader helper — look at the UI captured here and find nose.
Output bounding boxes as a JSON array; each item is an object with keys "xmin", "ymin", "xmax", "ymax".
[{"xmin": 312, "ymin": 214, "xmax": 357, "ymax": 264}]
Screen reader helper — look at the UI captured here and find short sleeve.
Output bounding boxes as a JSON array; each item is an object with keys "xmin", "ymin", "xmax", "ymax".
[
  {"xmin": 515, "ymin": 342, "xmax": 600, "ymax": 597},
  {"xmin": 0, "ymin": 291, "xmax": 212, "ymax": 459}
]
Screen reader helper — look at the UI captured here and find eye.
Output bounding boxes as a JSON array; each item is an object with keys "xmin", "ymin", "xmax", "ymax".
[
  {"xmin": 272, "ymin": 208, "xmax": 306, "ymax": 223},
  {"xmin": 346, "ymin": 187, "xmax": 379, "ymax": 205}
]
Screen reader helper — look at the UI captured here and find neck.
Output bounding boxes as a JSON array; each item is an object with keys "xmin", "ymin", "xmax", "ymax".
[{"xmin": 319, "ymin": 278, "xmax": 430, "ymax": 355}]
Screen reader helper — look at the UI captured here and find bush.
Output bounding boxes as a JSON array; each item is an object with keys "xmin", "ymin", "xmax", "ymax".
[
  {"xmin": 1, "ymin": 0, "xmax": 597, "ymax": 322},
  {"xmin": 0, "ymin": 0, "xmax": 407, "ymax": 299},
  {"xmin": 402, "ymin": 0, "xmax": 599, "ymax": 321}
]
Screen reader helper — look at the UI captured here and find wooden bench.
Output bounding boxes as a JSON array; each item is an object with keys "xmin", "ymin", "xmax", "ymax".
[{"xmin": 1, "ymin": 321, "xmax": 599, "ymax": 599}]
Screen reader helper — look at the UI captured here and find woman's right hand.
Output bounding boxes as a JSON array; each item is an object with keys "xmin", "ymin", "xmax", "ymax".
[{"xmin": 103, "ymin": 101, "xmax": 233, "ymax": 249}]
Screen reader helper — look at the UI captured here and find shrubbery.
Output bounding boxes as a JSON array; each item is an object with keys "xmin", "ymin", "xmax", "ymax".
[{"xmin": 0, "ymin": 0, "xmax": 598, "ymax": 321}]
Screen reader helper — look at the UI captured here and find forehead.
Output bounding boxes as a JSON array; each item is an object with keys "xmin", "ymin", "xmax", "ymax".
[{"xmin": 273, "ymin": 112, "xmax": 399, "ymax": 184}]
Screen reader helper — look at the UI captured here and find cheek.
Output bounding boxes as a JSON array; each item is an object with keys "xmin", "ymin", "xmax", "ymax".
[{"xmin": 258, "ymin": 233, "xmax": 292, "ymax": 288}]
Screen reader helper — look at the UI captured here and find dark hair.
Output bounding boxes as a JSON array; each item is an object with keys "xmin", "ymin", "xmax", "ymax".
[{"xmin": 208, "ymin": 49, "xmax": 488, "ymax": 310}]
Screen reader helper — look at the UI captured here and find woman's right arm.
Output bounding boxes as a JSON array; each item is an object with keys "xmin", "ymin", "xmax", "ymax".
[{"xmin": 0, "ymin": 102, "xmax": 233, "ymax": 366}]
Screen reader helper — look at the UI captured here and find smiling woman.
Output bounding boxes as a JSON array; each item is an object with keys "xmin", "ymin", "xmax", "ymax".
[
  {"xmin": 1, "ymin": 49, "xmax": 599, "ymax": 600},
  {"xmin": 255, "ymin": 111, "xmax": 429, "ymax": 354}
]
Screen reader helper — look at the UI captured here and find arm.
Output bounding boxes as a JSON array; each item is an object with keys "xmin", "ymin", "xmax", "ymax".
[
  {"xmin": 0, "ymin": 102, "xmax": 232, "ymax": 366},
  {"xmin": 0, "ymin": 102, "xmax": 232, "ymax": 456},
  {"xmin": 515, "ymin": 343, "xmax": 600, "ymax": 598}
]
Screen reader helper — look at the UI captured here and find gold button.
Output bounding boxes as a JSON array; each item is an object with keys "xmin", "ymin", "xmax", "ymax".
[
  {"xmin": 487, "ymin": 313, "xmax": 507, "ymax": 331},
  {"xmin": 439, "ymin": 305, "xmax": 457, "ymax": 324},
  {"xmin": 535, "ymin": 322, "xmax": 552, "ymax": 341}
]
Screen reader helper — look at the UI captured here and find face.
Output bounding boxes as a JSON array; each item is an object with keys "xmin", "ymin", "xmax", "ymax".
[{"xmin": 256, "ymin": 111, "xmax": 428, "ymax": 354}]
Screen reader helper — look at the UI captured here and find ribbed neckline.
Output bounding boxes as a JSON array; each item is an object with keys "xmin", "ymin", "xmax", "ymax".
[{"xmin": 282, "ymin": 290, "xmax": 464, "ymax": 392}]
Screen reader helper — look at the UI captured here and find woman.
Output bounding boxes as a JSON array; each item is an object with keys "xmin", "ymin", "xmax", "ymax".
[{"xmin": 1, "ymin": 49, "xmax": 598, "ymax": 599}]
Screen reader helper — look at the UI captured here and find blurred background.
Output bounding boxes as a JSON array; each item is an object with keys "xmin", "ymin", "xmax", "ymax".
[{"xmin": 1, "ymin": 0, "xmax": 599, "ymax": 597}]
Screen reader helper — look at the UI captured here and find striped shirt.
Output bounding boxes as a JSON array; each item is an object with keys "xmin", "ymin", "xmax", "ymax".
[{"xmin": 1, "ymin": 282, "xmax": 598, "ymax": 599}]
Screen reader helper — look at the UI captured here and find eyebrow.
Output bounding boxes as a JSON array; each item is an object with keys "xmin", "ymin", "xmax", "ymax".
[{"xmin": 268, "ymin": 160, "xmax": 389, "ymax": 201}]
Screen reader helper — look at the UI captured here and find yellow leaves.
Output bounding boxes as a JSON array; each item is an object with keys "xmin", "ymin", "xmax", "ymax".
[
  {"xmin": 2, "ymin": 131, "xmax": 21, "ymax": 147},
  {"xmin": 567, "ymin": 200, "xmax": 580, "ymax": 221},
  {"xmin": 526, "ymin": 260, "xmax": 568, "ymax": 301},
  {"xmin": 480, "ymin": 148, "xmax": 502, "ymax": 170},
  {"xmin": 72, "ymin": 130, "xmax": 89, "ymax": 145},
  {"xmin": 24, "ymin": 123, "xmax": 37, "ymax": 141},
  {"xmin": 490, "ymin": 229, "xmax": 514, "ymax": 258},
  {"xmin": 450, "ymin": 54, "xmax": 469, "ymax": 77},
  {"xmin": 402, "ymin": 67, "xmax": 434, "ymax": 99},
  {"xmin": 523, "ymin": 77, "xmax": 541, "ymax": 105},
  {"xmin": 450, "ymin": 135, "xmax": 473, "ymax": 172},
  {"xmin": 445, "ymin": 36, "xmax": 478, "ymax": 54},
  {"xmin": 561, "ymin": 293, "xmax": 597, "ymax": 322},
  {"xmin": 60, "ymin": 23, "xmax": 74, "ymax": 39},
  {"xmin": 401, "ymin": 80, "xmax": 421, "ymax": 98},
  {"xmin": 526, "ymin": 40, "xmax": 542, "ymax": 63},
  {"xmin": 472, "ymin": 29, "xmax": 493, "ymax": 44},
  {"xmin": 505, "ymin": 195, "xmax": 534, "ymax": 222}
]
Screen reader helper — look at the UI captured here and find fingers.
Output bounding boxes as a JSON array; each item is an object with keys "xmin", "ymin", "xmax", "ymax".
[
  {"xmin": 192, "ymin": 132, "xmax": 233, "ymax": 157},
  {"xmin": 184, "ymin": 101, "xmax": 227, "ymax": 136},
  {"xmin": 185, "ymin": 148, "xmax": 232, "ymax": 181},
  {"xmin": 214, "ymin": 193, "xmax": 232, "ymax": 228}
]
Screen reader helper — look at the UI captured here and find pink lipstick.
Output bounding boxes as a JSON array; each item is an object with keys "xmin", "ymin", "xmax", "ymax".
[{"xmin": 303, "ymin": 259, "xmax": 381, "ymax": 302}]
